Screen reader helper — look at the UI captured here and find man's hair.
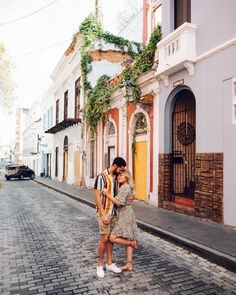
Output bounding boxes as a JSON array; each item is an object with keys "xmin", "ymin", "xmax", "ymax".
[{"xmin": 112, "ymin": 157, "xmax": 126, "ymax": 167}]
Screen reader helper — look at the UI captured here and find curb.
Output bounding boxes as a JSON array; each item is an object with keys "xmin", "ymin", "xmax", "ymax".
[{"xmin": 34, "ymin": 179, "xmax": 236, "ymax": 273}]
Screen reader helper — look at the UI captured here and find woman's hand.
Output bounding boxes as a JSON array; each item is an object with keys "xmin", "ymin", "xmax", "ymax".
[{"xmin": 127, "ymin": 194, "xmax": 134, "ymax": 204}]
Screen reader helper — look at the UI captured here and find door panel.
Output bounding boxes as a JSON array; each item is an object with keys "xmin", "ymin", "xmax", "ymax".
[
  {"xmin": 63, "ymin": 152, "xmax": 68, "ymax": 181},
  {"xmin": 74, "ymin": 151, "xmax": 80, "ymax": 186},
  {"xmin": 133, "ymin": 140, "xmax": 147, "ymax": 201},
  {"xmin": 171, "ymin": 90, "xmax": 195, "ymax": 199}
]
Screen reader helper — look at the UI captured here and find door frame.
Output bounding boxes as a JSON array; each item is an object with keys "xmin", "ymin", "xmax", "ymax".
[
  {"xmin": 128, "ymin": 107, "xmax": 151, "ymax": 198},
  {"xmin": 164, "ymin": 85, "xmax": 196, "ymax": 202}
]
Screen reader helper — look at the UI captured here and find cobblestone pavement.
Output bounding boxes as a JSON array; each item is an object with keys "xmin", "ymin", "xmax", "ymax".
[{"xmin": 0, "ymin": 179, "xmax": 236, "ymax": 295}]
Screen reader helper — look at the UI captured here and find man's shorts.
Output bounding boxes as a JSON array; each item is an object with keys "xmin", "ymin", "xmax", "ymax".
[{"xmin": 96, "ymin": 212, "xmax": 118, "ymax": 235}]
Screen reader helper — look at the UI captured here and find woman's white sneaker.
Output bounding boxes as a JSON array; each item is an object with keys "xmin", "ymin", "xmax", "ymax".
[
  {"xmin": 105, "ymin": 263, "xmax": 121, "ymax": 273},
  {"xmin": 96, "ymin": 266, "xmax": 105, "ymax": 279}
]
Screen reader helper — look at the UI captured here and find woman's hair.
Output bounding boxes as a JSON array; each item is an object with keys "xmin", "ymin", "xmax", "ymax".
[{"xmin": 122, "ymin": 169, "xmax": 134, "ymax": 190}]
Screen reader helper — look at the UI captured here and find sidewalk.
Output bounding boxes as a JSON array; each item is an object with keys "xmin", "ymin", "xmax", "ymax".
[{"xmin": 34, "ymin": 176, "xmax": 236, "ymax": 272}]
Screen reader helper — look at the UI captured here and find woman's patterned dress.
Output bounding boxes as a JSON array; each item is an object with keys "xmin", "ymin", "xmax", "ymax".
[{"xmin": 111, "ymin": 183, "xmax": 138, "ymax": 240}]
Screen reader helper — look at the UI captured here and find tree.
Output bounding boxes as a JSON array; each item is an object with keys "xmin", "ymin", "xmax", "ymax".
[{"xmin": 0, "ymin": 42, "xmax": 15, "ymax": 113}]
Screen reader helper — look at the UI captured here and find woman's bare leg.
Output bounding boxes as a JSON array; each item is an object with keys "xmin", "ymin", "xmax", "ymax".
[
  {"xmin": 121, "ymin": 245, "xmax": 133, "ymax": 271},
  {"xmin": 109, "ymin": 234, "xmax": 138, "ymax": 249}
]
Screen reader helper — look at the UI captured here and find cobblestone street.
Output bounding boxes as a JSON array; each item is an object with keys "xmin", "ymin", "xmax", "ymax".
[{"xmin": 0, "ymin": 179, "xmax": 236, "ymax": 295}]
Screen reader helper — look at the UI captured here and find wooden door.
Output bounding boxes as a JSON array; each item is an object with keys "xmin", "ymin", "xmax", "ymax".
[
  {"xmin": 74, "ymin": 151, "xmax": 80, "ymax": 186},
  {"xmin": 171, "ymin": 90, "xmax": 195, "ymax": 199},
  {"xmin": 133, "ymin": 140, "xmax": 147, "ymax": 201}
]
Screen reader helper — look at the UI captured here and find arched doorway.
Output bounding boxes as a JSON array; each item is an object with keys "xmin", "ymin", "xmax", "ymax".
[
  {"xmin": 171, "ymin": 89, "xmax": 196, "ymax": 202},
  {"xmin": 105, "ymin": 121, "xmax": 117, "ymax": 167},
  {"xmin": 63, "ymin": 136, "xmax": 68, "ymax": 182},
  {"xmin": 132, "ymin": 112, "xmax": 148, "ymax": 201}
]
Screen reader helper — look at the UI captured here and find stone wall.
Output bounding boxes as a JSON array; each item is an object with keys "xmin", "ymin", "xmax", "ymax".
[
  {"xmin": 195, "ymin": 153, "xmax": 223, "ymax": 223},
  {"xmin": 158, "ymin": 152, "xmax": 224, "ymax": 223},
  {"xmin": 158, "ymin": 153, "xmax": 171, "ymax": 205}
]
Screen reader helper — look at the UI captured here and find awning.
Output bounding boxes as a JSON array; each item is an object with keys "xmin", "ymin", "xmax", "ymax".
[{"xmin": 45, "ymin": 118, "xmax": 81, "ymax": 134}]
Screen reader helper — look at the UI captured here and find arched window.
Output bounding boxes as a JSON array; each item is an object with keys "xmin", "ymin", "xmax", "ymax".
[
  {"xmin": 108, "ymin": 122, "xmax": 116, "ymax": 135},
  {"xmin": 64, "ymin": 136, "xmax": 68, "ymax": 151},
  {"xmin": 134, "ymin": 113, "xmax": 147, "ymax": 134}
]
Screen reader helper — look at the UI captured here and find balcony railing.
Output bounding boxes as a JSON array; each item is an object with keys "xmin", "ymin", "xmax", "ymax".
[{"xmin": 155, "ymin": 22, "xmax": 197, "ymax": 84}]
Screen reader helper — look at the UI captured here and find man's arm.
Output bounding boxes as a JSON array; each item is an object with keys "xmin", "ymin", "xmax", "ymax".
[
  {"xmin": 103, "ymin": 189, "xmax": 122, "ymax": 206},
  {"xmin": 94, "ymin": 189, "xmax": 110, "ymax": 224}
]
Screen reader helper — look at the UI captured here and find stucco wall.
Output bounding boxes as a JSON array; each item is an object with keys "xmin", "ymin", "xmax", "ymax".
[
  {"xmin": 223, "ymin": 76, "xmax": 236, "ymax": 227},
  {"xmin": 162, "ymin": 0, "xmax": 236, "ymax": 56}
]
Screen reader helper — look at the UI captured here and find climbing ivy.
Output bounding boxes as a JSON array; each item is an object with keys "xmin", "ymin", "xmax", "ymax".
[
  {"xmin": 77, "ymin": 14, "xmax": 141, "ymax": 94},
  {"xmin": 119, "ymin": 25, "xmax": 162, "ymax": 103},
  {"xmin": 85, "ymin": 75, "xmax": 114, "ymax": 135},
  {"xmin": 77, "ymin": 13, "xmax": 161, "ymax": 133}
]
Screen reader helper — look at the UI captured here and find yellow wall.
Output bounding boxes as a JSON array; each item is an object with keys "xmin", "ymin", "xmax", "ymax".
[
  {"xmin": 74, "ymin": 151, "xmax": 81, "ymax": 186},
  {"xmin": 133, "ymin": 140, "xmax": 147, "ymax": 201},
  {"xmin": 63, "ymin": 152, "xmax": 68, "ymax": 181}
]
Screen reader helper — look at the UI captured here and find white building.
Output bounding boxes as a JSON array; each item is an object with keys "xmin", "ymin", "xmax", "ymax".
[
  {"xmin": 40, "ymin": 87, "xmax": 54, "ymax": 178},
  {"xmin": 45, "ymin": 39, "xmax": 83, "ymax": 186},
  {"xmin": 22, "ymin": 101, "xmax": 41, "ymax": 174}
]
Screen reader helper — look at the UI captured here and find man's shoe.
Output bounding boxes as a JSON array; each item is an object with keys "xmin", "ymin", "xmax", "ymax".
[
  {"xmin": 97, "ymin": 266, "xmax": 105, "ymax": 279},
  {"xmin": 105, "ymin": 263, "xmax": 121, "ymax": 273}
]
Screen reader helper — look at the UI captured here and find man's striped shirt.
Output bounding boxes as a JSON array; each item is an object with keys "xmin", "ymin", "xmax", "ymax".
[{"xmin": 94, "ymin": 168, "xmax": 117, "ymax": 216}]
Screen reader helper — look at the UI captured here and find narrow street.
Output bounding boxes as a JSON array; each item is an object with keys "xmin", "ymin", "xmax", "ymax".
[{"xmin": 0, "ymin": 178, "xmax": 236, "ymax": 295}]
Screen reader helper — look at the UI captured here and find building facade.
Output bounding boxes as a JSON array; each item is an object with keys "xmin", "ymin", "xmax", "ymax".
[
  {"xmin": 147, "ymin": 0, "xmax": 236, "ymax": 226},
  {"xmin": 22, "ymin": 101, "xmax": 41, "ymax": 174},
  {"xmin": 14, "ymin": 107, "xmax": 29, "ymax": 164},
  {"xmin": 45, "ymin": 39, "xmax": 83, "ymax": 186}
]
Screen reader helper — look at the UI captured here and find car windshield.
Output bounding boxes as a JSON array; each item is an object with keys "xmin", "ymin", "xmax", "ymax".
[{"xmin": 5, "ymin": 166, "xmax": 18, "ymax": 170}]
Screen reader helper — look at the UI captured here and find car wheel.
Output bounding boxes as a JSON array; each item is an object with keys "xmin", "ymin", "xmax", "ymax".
[
  {"xmin": 30, "ymin": 173, "xmax": 35, "ymax": 180},
  {"xmin": 19, "ymin": 174, "xmax": 24, "ymax": 180},
  {"xmin": 5, "ymin": 177, "xmax": 10, "ymax": 181}
]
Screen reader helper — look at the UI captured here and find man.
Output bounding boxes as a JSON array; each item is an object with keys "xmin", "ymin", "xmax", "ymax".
[{"xmin": 94, "ymin": 157, "xmax": 126, "ymax": 279}]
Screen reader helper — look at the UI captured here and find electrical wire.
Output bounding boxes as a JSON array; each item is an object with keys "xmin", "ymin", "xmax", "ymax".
[
  {"xmin": 0, "ymin": 0, "xmax": 59, "ymax": 26},
  {"xmin": 13, "ymin": 39, "xmax": 71, "ymax": 59}
]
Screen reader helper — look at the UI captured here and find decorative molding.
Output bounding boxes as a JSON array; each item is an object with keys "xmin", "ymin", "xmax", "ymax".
[
  {"xmin": 196, "ymin": 36, "xmax": 236, "ymax": 62},
  {"xmin": 184, "ymin": 61, "xmax": 195, "ymax": 76},
  {"xmin": 159, "ymin": 74, "xmax": 169, "ymax": 86}
]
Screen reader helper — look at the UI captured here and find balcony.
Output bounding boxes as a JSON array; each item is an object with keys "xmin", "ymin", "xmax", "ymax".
[
  {"xmin": 155, "ymin": 22, "xmax": 197, "ymax": 86},
  {"xmin": 45, "ymin": 118, "xmax": 81, "ymax": 134}
]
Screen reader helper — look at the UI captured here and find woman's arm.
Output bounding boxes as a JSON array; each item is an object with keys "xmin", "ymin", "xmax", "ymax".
[{"xmin": 103, "ymin": 189, "xmax": 122, "ymax": 206}]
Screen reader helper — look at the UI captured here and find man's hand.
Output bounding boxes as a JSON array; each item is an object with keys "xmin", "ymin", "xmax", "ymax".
[
  {"xmin": 101, "ymin": 213, "xmax": 110, "ymax": 225},
  {"xmin": 127, "ymin": 194, "xmax": 134, "ymax": 205}
]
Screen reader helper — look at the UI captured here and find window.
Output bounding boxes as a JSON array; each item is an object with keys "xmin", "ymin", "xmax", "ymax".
[
  {"xmin": 135, "ymin": 113, "xmax": 147, "ymax": 134},
  {"xmin": 108, "ymin": 122, "xmax": 116, "ymax": 135},
  {"xmin": 64, "ymin": 90, "xmax": 68, "ymax": 120},
  {"xmin": 152, "ymin": 1, "xmax": 162, "ymax": 31},
  {"xmin": 75, "ymin": 78, "xmax": 80, "ymax": 118},
  {"xmin": 56, "ymin": 99, "xmax": 59, "ymax": 124},
  {"xmin": 174, "ymin": 0, "xmax": 191, "ymax": 29}
]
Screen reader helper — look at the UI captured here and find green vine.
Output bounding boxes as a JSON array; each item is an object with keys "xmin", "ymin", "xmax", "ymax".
[
  {"xmin": 85, "ymin": 75, "xmax": 114, "ymax": 135},
  {"xmin": 77, "ymin": 13, "xmax": 161, "ymax": 134},
  {"xmin": 119, "ymin": 25, "xmax": 162, "ymax": 104}
]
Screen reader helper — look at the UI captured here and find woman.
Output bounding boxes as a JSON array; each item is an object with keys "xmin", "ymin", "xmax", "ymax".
[{"xmin": 103, "ymin": 170, "xmax": 138, "ymax": 271}]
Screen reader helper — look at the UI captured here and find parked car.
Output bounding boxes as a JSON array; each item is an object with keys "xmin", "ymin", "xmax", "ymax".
[{"xmin": 5, "ymin": 165, "xmax": 35, "ymax": 180}]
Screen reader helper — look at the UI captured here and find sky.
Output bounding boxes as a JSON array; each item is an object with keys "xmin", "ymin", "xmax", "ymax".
[{"xmin": 0, "ymin": 0, "xmax": 142, "ymax": 145}]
